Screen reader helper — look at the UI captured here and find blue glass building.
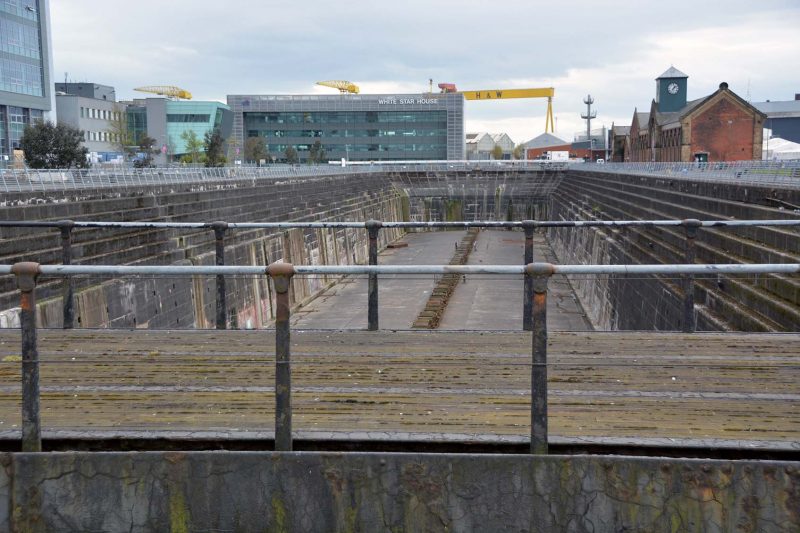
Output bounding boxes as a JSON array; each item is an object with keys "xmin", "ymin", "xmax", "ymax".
[{"xmin": 0, "ymin": 0, "xmax": 55, "ymax": 165}]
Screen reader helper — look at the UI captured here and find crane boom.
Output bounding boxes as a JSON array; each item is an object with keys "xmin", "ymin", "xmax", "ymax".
[
  {"xmin": 457, "ymin": 86, "xmax": 556, "ymax": 133},
  {"xmin": 134, "ymin": 86, "xmax": 193, "ymax": 100},
  {"xmin": 460, "ymin": 87, "xmax": 554, "ymax": 100},
  {"xmin": 316, "ymin": 80, "xmax": 360, "ymax": 94}
]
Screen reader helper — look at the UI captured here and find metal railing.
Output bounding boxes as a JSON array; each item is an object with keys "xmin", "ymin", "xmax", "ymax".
[
  {"xmin": 2, "ymin": 261, "xmax": 798, "ymax": 454},
  {"xmin": 2, "ymin": 217, "xmax": 799, "ymax": 332},
  {"xmin": 2, "ymin": 161, "xmax": 798, "ymax": 193},
  {"xmin": 577, "ymin": 160, "xmax": 800, "ymax": 188},
  {"xmin": 0, "ymin": 161, "xmax": 565, "ymax": 194}
]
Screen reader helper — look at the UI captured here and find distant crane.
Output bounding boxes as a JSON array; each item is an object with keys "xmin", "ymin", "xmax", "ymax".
[
  {"xmin": 437, "ymin": 83, "xmax": 555, "ymax": 133},
  {"xmin": 134, "ymin": 86, "xmax": 193, "ymax": 100},
  {"xmin": 316, "ymin": 80, "xmax": 360, "ymax": 94}
]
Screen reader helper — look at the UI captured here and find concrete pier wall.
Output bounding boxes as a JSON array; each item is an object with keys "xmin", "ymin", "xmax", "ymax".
[{"xmin": 2, "ymin": 451, "xmax": 797, "ymax": 532}]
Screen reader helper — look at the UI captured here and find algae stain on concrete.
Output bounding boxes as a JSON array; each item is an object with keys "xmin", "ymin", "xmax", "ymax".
[
  {"xmin": 445, "ymin": 200, "xmax": 463, "ymax": 222},
  {"xmin": 271, "ymin": 494, "xmax": 288, "ymax": 533},
  {"xmin": 169, "ymin": 490, "xmax": 189, "ymax": 533}
]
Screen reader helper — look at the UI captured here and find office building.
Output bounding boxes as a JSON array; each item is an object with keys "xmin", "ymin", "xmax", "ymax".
[
  {"xmin": 227, "ymin": 93, "xmax": 465, "ymax": 162},
  {"xmin": 56, "ymin": 82, "xmax": 125, "ymax": 163},
  {"xmin": 123, "ymin": 98, "xmax": 232, "ymax": 165},
  {"xmin": 0, "ymin": 0, "xmax": 56, "ymax": 165}
]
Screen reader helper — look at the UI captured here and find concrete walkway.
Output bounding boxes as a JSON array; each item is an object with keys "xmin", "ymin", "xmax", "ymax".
[{"xmin": 2, "ymin": 329, "xmax": 796, "ymax": 450}]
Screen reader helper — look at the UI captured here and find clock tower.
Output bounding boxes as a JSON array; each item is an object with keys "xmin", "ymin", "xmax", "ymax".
[{"xmin": 656, "ymin": 66, "xmax": 688, "ymax": 112}]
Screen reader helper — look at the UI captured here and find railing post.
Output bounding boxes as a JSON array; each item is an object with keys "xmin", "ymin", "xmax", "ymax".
[
  {"xmin": 365, "ymin": 220, "xmax": 382, "ymax": 331},
  {"xmin": 58, "ymin": 220, "xmax": 75, "ymax": 329},
  {"xmin": 526, "ymin": 262, "xmax": 553, "ymax": 455},
  {"xmin": 522, "ymin": 220, "xmax": 536, "ymax": 331},
  {"xmin": 13, "ymin": 262, "xmax": 41, "ymax": 452},
  {"xmin": 681, "ymin": 219, "xmax": 702, "ymax": 333},
  {"xmin": 211, "ymin": 221, "xmax": 228, "ymax": 329},
  {"xmin": 269, "ymin": 262, "xmax": 295, "ymax": 451}
]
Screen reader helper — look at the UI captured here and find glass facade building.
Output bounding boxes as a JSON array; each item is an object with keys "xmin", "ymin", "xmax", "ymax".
[
  {"xmin": 165, "ymin": 100, "xmax": 231, "ymax": 157},
  {"xmin": 228, "ymin": 93, "xmax": 464, "ymax": 162},
  {"xmin": 122, "ymin": 98, "xmax": 232, "ymax": 164},
  {"xmin": 0, "ymin": 0, "xmax": 54, "ymax": 164}
]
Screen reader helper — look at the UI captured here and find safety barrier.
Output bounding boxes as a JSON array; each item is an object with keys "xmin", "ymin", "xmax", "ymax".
[
  {"xmin": 2, "ymin": 261, "xmax": 798, "ymax": 454},
  {"xmin": 2, "ymin": 217, "xmax": 799, "ymax": 332}
]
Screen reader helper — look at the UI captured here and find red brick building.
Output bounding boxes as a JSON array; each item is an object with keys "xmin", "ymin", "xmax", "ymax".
[{"xmin": 627, "ymin": 68, "xmax": 766, "ymax": 162}]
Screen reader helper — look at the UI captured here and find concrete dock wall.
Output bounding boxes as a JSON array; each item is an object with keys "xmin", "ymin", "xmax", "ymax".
[
  {"xmin": 0, "ymin": 174, "xmax": 405, "ymax": 328},
  {"xmin": 2, "ymin": 451, "xmax": 797, "ymax": 532},
  {"xmin": 549, "ymin": 171, "xmax": 800, "ymax": 331}
]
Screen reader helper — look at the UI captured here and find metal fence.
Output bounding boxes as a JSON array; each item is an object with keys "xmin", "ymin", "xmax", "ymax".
[
  {"xmin": 3, "ymin": 217, "xmax": 799, "ymax": 332},
  {"xmin": 0, "ymin": 161, "xmax": 564, "ymax": 194},
  {"xmin": 577, "ymin": 160, "xmax": 800, "ymax": 188},
  {"xmin": 4, "ymin": 161, "xmax": 798, "ymax": 193},
  {"xmin": 3, "ymin": 261, "xmax": 798, "ymax": 454}
]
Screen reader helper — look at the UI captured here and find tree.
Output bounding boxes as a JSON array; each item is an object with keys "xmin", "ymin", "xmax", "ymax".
[
  {"xmin": 20, "ymin": 121, "xmax": 89, "ymax": 169},
  {"xmin": 180, "ymin": 130, "xmax": 204, "ymax": 164},
  {"xmin": 204, "ymin": 128, "xmax": 226, "ymax": 167},
  {"xmin": 244, "ymin": 136, "xmax": 269, "ymax": 165},
  {"xmin": 491, "ymin": 144, "xmax": 504, "ymax": 160},
  {"xmin": 307, "ymin": 140, "xmax": 326, "ymax": 164},
  {"xmin": 133, "ymin": 134, "xmax": 158, "ymax": 168},
  {"xmin": 284, "ymin": 145, "xmax": 298, "ymax": 164},
  {"xmin": 513, "ymin": 143, "xmax": 525, "ymax": 160},
  {"xmin": 105, "ymin": 103, "xmax": 132, "ymax": 156}
]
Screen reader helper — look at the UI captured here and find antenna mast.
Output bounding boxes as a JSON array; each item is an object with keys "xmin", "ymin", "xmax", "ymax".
[{"xmin": 581, "ymin": 94, "xmax": 597, "ymax": 141}]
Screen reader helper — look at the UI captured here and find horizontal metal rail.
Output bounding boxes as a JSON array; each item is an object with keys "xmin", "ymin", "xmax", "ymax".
[
  {"xmin": 1, "ymin": 263, "xmax": 798, "ymax": 277},
  {"xmin": 2, "ymin": 217, "xmax": 796, "ymax": 331},
  {"xmin": 1, "ymin": 218, "xmax": 799, "ymax": 230}
]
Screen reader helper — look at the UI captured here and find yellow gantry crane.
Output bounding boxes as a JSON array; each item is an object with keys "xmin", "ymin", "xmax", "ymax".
[
  {"xmin": 316, "ymin": 80, "xmax": 360, "ymax": 94},
  {"xmin": 439, "ymin": 83, "xmax": 555, "ymax": 133},
  {"xmin": 134, "ymin": 86, "xmax": 193, "ymax": 100}
]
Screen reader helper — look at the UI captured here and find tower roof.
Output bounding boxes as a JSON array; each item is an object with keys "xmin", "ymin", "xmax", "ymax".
[{"xmin": 656, "ymin": 66, "xmax": 688, "ymax": 79}]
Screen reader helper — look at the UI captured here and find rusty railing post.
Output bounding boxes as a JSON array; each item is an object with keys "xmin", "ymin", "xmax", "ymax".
[
  {"xmin": 681, "ymin": 219, "xmax": 702, "ymax": 333},
  {"xmin": 526, "ymin": 262, "xmax": 553, "ymax": 455},
  {"xmin": 522, "ymin": 220, "xmax": 536, "ymax": 331},
  {"xmin": 269, "ymin": 262, "xmax": 295, "ymax": 451},
  {"xmin": 365, "ymin": 220, "xmax": 382, "ymax": 331},
  {"xmin": 211, "ymin": 221, "xmax": 228, "ymax": 329},
  {"xmin": 58, "ymin": 220, "xmax": 75, "ymax": 329},
  {"xmin": 13, "ymin": 262, "xmax": 42, "ymax": 452}
]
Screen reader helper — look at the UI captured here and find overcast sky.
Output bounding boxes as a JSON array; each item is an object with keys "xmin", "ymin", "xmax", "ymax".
[{"xmin": 51, "ymin": 0, "xmax": 799, "ymax": 145}]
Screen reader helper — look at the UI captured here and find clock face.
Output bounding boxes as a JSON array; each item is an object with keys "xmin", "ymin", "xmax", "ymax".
[{"xmin": 667, "ymin": 82, "xmax": 680, "ymax": 95}]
